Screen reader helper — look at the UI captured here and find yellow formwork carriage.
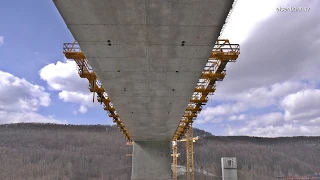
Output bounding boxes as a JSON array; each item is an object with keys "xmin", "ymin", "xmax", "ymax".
[
  {"xmin": 171, "ymin": 39, "xmax": 239, "ymax": 180},
  {"xmin": 63, "ymin": 41, "xmax": 132, "ymax": 142},
  {"xmin": 172, "ymin": 39, "xmax": 240, "ymax": 141}
]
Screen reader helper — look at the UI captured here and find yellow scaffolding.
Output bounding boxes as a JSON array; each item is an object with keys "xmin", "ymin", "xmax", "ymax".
[
  {"xmin": 185, "ymin": 126, "xmax": 195, "ymax": 180},
  {"xmin": 171, "ymin": 141, "xmax": 179, "ymax": 180},
  {"xmin": 172, "ymin": 126, "xmax": 199, "ymax": 180},
  {"xmin": 63, "ymin": 39, "xmax": 239, "ymax": 145},
  {"xmin": 172, "ymin": 39, "xmax": 240, "ymax": 141},
  {"xmin": 63, "ymin": 40, "xmax": 132, "ymax": 142}
]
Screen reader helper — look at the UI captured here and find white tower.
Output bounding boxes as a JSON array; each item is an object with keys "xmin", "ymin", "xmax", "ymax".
[{"xmin": 221, "ymin": 157, "xmax": 238, "ymax": 180}]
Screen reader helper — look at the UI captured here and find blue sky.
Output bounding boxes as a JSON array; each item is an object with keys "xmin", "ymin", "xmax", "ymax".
[
  {"xmin": 1, "ymin": 0, "xmax": 320, "ymax": 136},
  {"xmin": 0, "ymin": 0, "xmax": 109, "ymax": 125}
]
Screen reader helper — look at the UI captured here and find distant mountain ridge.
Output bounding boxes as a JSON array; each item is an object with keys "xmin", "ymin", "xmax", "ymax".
[{"xmin": 0, "ymin": 123, "xmax": 319, "ymax": 180}]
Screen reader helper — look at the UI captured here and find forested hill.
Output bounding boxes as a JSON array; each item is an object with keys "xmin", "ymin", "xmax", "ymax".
[{"xmin": 0, "ymin": 123, "xmax": 319, "ymax": 180}]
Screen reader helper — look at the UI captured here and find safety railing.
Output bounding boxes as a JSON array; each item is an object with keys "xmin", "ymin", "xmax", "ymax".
[
  {"xmin": 63, "ymin": 41, "xmax": 132, "ymax": 142},
  {"xmin": 172, "ymin": 39, "xmax": 240, "ymax": 141}
]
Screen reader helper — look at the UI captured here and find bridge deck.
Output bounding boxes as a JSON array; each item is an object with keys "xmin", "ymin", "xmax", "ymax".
[{"xmin": 53, "ymin": 0, "xmax": 234, "ymax": 141}]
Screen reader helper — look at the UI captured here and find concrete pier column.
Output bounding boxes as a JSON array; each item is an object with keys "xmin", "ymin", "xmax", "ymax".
[{"xmin": 131, "ymin": 141, "xmax": 171, "ymax": 180}]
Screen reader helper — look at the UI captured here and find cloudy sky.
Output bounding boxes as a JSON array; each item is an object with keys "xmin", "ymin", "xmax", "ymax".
[{"xmin": 0, "ymin": 0, "xmax": 319, "ymax": 137}]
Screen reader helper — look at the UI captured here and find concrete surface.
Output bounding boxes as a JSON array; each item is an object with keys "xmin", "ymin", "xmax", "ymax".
[
  {"xmin": 132, "ymin": 141, "xmax": 171, "ymax": 180},
  {"xmin": 53, "ymin": 0, "xmax": 234, "ymax": 141}
]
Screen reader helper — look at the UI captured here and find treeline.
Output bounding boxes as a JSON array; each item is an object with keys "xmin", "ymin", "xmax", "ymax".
[
  {"xmin": 0, "ymin": 123, "xmax": 130, "ymax": 180},
  {"xmin": 0, "ymin": 123, "xmax": 319, "ymax": 180},
  {"xmin": 188, "ymin": 136, "xmax": 320, "ymax": 179}
]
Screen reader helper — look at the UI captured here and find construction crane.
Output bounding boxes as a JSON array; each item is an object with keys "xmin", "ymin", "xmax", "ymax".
[
  {"xmin": 171, "ymin": 141, "xmax": 179, "ymax": 180},
  {"xmin": 172, "ymin": 125, "xmax": 199, "ymax": 180},
  {"xmin": 182, "ymin": 126, "xmax": 199, "ymax": 180}
]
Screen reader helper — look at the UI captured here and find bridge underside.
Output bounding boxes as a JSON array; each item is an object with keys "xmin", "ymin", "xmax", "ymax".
[
  {"xmin": 54, "ymin": 0, "xmax": 234, "ymax": 141},
  {"xmin": 54, "ymin": 0, "xmax": 234, "ymax": 179}
]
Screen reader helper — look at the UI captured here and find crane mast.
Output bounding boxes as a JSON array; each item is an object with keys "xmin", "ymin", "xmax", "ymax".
[
  {"xmin": 186, "ymin": 126, "xmax": 194, "ymax": 180},
  {"xmin": 171, "ymin": 141, "xmax": 179, "ymax": 180},
  {"xmin": 172, "ymin": 125, "xmax": 199, "ymax": 180}
]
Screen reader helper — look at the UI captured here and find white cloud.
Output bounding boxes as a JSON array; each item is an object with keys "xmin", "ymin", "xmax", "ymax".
[
  {"xmin": 195, "ymin": 103, "xmax": 247, "ymax": 124},
  {"xmin": 282, "ymin": 89, "xmax": 320, "ymax": 122},
  {"xmin": 221, "ymin": 0, "xmax": 290, "ymax": 43},
  {"xmin": 0, "ymin": 71, "xmax": 50, "ymax": 112},
  {"xmin": 0, "ymin": 111, "xmax": 66, "ymax": 124},
  {"xmin": 229, "ymin": 114, "xmax": 247, "ymax": 121},
  {"xmin": 247, "ymin": 112, "xmax": 284, "ymax": 127},
  {"xmin": 0, "ymin": 70, "xmax": 65, "ymax": 124},
  {"xmin": 196, "ymin": 0, "xmax": 320, "ymax": 136},
  {"xmin": 228, "ymin": 124, "xmax": 320, "ymax": 137},
  {"xmin": 204, "ymin": 87, "xmax": 320, "ymax": 137},
  {"xmin": 195, "ymin": 81, "xmax": 320, "ymax": 136},
  {"xmin": 0, "ymin": 36, "xmax": 4, "ymax": 46},
  {"xmin": 58, "ymin": 90, "xmax": 92, "ymax": 104},
  {"xmin": 225, "ymin": 112, "xmax": 308, "ymax": 137},
  {"xmin": 213, "ymin": 81, "xmax": 312, "ymax": 106},
  {"xmin": 79, "ymin": 105, "xmax": 88, "ymax": 114},
  {"xmin": 198, "ymin": 81, "xmax": 311, "ymax": 124},
  {"xmin": 39, "ymin": 60, "xmax": 88, "ymax": 93},
  {"xmin": 216, "ymin": 0, "xmax": 320, "ymax": 95},
  {"xmin": 233, "ymin": 81, "xmax": 312, "ymax": 109},
  {"xmin": 39, "ymin": 60, "xmax": 100, "ymax": 114},
  {"xmin": 204, "ymin": 103, "xmax": 246, "ymax": 117}
]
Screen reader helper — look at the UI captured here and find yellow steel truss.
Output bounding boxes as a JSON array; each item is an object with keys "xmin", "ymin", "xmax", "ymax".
[
  {"xmin": 172, "ymin": 126, "xmax": 199, "ymax": 180},
  {"xmin": 172, "ymin": 39, "xmax": 240, "ymax": 141},
  {"xmin": 171, "ymin": 141, "xmax": 179, "ymax": 180},
  {"xmin": 185, "ymin": 126, "xmax": 195, "ymax": 180},
  {"xmin": 172, "ymin": 40, "xmax": 239, "ymax": 179},
  {"xmin": 63, "ymin": 40, "xmax": 132, "ymax": 142}
]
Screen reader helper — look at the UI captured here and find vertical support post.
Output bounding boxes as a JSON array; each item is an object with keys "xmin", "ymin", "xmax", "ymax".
[
  {"xmin": 186, "ymin": 126, "xmax": 194, "ymax": 180},
  {"xmin": 131, "ymin": 141, "xmax": 171, "ymax": 180},
  {"xmin": 172, "ymin": 141, "xmax": 178, "ymax": 180}
]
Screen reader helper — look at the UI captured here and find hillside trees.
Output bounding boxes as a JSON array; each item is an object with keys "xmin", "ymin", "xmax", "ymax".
[{"xmin": 0, "ymin": 123, "xmax": 319, "ymax": 180}]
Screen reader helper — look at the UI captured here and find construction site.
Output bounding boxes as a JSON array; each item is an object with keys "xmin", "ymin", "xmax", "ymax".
[
  {"xmin": 53, "ymin": 0, "xmax": 240, "ymax": 179},
  {"xmin": 2, "ymin": 0, "xmax": 320, "ymax": 179}
]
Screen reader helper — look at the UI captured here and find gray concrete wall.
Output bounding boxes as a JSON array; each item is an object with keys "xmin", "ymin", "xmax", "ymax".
[{"xmin": 132, "ymin": 141, "xmax": 171, "ymax": 180}]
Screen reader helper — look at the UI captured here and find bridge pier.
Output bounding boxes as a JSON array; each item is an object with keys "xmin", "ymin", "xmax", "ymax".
[{"xmin": 132, "ymin": 141, "xmax": 171, "ymax": 180}]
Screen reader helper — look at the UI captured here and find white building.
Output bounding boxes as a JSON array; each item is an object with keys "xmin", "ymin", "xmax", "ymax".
[{"xmin": 221, "ymin": 157, "xmax": 238, "ymax": 180}]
